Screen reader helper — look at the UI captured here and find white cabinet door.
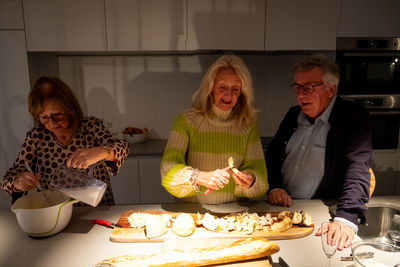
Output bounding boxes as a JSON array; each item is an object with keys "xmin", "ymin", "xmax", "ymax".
[
  {"xmin": 265, "ymin": 0, "xmax": 339, "ymax": 50},
  {"xmin": 106, "ymin": 0, "xmax": 186, "ymax": 51},
  {"xmin": 187, "ymin": 0, "xmax": 265, "ymax": 50},
  {"xmin": 371, "ymin": 150, "xmax": 399, "ymax": 196},
  {"xmin": 339, "ymin": 0, "xmax": 400, "ymax": 37},
  {"xmin": 0, "ymin": 30, "xmax": 31, "ymax": 208},
  {"xmin": 139, "ymin": 158, "xmax": 177, "ymax": 204},
  {"xmin": 23, "ymin": 0, "xmax": 107, "ymax": 51},
  {"xmin": 111, "ymin": 158, "xmax": 141, "ymax": 204},
  {"xmin": 0, "ymin": 0, "xmax": 24, "ymax": 29}
]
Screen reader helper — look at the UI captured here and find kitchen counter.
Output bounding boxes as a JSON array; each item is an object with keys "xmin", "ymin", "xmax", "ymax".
[
  {"xmin": 128, "ymin": 139, "xmax": 167, "ymax": 157},
  {"xmin": 1, "ymin": 196, "xmax": 399, "ymax": 267}
]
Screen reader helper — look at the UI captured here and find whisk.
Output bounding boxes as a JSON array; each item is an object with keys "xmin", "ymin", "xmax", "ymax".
[{"xmin": 25, "ymin": 161, "xmax": 52, "ymax": 206}]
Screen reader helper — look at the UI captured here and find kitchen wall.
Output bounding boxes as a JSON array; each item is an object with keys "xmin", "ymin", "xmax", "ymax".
[{"xmin": 58, "ymin": 53, "xmax": 306, "ymax": 139}]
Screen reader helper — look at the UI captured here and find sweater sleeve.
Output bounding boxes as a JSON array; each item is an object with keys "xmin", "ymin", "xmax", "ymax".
[
  {"xmin": 161, "ymin": 113, "xmax": 197, "ymax": 198},
  {"xmin": 235, "ymin": 123, "xmax": 269, "ymax": 198},
  {"xmin": 90, "ymin": 117, "xmax": 129, "ymax": 176},
  {"xmin": 1, "ymin": 129, "xmax": 38, "ymax": 197}
]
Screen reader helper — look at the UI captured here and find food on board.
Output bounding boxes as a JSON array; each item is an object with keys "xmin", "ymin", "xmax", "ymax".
[
  {"xmin": 127, "ymin": 210, "xmax": 313, "ymax": 239},
  {"xmin": 127, "ymin": 212, "xmax": 146, "ymax": 228},
  {"xmin": 301, "ymin": 210, "xmax": 314, "ymax": 227},
  {"xmin": 271, "ymin": 216, "xmax": 292, "ymax": 233},
  {"xmin": 144, "ymin": 214, "xmax": 167, "ymax": 239},
  {"xmin": 171, "ymin": 213, "xmax": 196, "ymax": 237}
]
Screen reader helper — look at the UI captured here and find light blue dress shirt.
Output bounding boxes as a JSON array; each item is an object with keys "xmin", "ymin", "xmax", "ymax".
[{"xmin": 281, "ymin": 95, "xmax": 336, "ymax": 199}]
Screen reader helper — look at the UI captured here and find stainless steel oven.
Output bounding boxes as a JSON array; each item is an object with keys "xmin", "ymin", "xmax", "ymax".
[
  {"xmin": 340, "ymin": 95, "xmax": 400, "ymax": 149},
  {"xmin": 336, "ymin": 37, "xmax": 400, "ymax": 149}
]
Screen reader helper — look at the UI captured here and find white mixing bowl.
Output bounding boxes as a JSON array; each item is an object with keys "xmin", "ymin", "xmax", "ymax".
[{"xmin": 11, "ymin": 190, "xmax": 77, "ymax": 237}]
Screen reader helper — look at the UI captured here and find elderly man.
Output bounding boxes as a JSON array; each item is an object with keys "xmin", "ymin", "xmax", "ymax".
[{"xmin": 266, "ymin": 54, "xmax": 373, "ymax": 250}]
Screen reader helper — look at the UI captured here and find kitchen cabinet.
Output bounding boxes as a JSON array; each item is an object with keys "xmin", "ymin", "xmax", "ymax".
[
  {"xmin": 265, "ymin": 0, "xmax": 339, "ymax": 50},
  {"xmin": 339, "ymin": 0, "xmax": 400, "ymax": 37},
  {"xmin": 138, "ymin": 158, "xmax": 177, "ymax": 204},
  {"xmin": 105, "ymin": 0, "xmax": 186, "ymax": 51},
  {"xmin": 0, "ymin": 0, "xmax": 24, "ymax": 29},
  {"xmin": 187, "ymin": 0, "xmax": 265, "ymax": 51},
  {"xmin": 112, "ymin": 157, "xmax": 176, "ymax": 204},
  {"xmin": 371, "ymin": 150, "xmax": 399, "ymax": 196},
  {"xmin": 23, "ymin": 0, "xmax": 107, "ymax": 51},
  {"xmin": 111, "ymin": 158, "xmax": 141, "ymax": 204}
]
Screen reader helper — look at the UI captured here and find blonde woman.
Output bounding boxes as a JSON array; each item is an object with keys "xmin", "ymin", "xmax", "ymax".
[{"xmin": 161, "ymin": 54, "xmax": 268, "ymax": 204}]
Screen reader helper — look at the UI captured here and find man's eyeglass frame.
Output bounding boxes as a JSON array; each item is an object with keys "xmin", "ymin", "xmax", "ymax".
[{"xmin": 290, "ymin": 82, "xmax": 324, "ymax": 94}]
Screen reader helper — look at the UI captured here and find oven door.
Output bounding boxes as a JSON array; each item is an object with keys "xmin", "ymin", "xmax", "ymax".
[
  {"xmin": 369, "ymin": 110, "xmax": 400, "ymax": 149},
  {"xmin": 337, "ymin": 53, "xmax": 400, "ymax": 95}
]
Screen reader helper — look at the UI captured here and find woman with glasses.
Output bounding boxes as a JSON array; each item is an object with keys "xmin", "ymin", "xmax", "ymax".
[
  {"xmin": 161, "ymin": 54, "xmax": 268, "ymax": 204},
  {"xmin": 1, "ymin": 76, "xmax": 129, "ymax": 205}
]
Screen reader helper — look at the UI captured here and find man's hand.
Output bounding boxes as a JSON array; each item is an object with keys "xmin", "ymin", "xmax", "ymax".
[
  {"xmin": 315, "ymin": 221, "xmax": 355, "ymax": 250},
  {"xmin": 267, "ymin": 189, "xmax": 292, "ymax": 207}
]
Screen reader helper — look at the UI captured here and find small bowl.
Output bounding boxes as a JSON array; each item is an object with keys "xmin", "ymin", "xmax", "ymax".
[
  {"xmin": 352, "ymin": 239, "xmax": 400, "ymax": 267},
  {"xmin": 123, "ymin": 131, "xmax": 148, "ymax": 144}
]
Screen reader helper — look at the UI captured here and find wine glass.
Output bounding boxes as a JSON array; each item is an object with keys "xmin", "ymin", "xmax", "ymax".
[{"xmin": 321, "ymin": 222, "xmax": 341, "ymax": 267}]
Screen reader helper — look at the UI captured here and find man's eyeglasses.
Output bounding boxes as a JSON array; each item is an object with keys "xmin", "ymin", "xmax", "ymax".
[
  {"xmin": 290, "ymin": 82, "xmax": 324, "ymax": 94},
  {"xmin": 38, "ymin": 112, "xmax": 66, "ymax": 124}
]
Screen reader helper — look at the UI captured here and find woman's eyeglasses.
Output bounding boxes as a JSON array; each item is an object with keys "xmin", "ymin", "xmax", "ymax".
[
  {"xmin": 290, "ymin": 82, "xmax": 324, "ymax": 94},
  {"xmin": 38, "ymin": 112, "xmax": 66, "ymax": 124}
]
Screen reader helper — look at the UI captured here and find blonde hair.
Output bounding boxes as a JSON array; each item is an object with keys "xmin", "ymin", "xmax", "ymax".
[
  {"xmin": 192, "ymin": 54, "xmax": 256, "ymax": 126},
  {"xmin": 29, "ymin": 76, "xmax": 83, "ymax": 129}
]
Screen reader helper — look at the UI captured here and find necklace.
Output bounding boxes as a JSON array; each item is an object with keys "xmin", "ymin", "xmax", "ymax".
[{"xmin": 56, "ymin": 128, "xmax": 74, "ymax": 146}]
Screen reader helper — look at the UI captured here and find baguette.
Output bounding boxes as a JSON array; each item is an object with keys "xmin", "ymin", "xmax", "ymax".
[{"xmin": 96, "ymin": 237, "xmax": 279, "ymax": 267}]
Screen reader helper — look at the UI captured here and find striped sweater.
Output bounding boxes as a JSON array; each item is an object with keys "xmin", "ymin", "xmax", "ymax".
[{"xmin": 161, "ymin": 106, "xmax": 268, "ymax": 204}]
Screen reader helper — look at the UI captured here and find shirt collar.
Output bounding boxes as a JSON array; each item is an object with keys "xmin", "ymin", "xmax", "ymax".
[{"xmin": 298, "ymin": 95, "xmax": 337, "ymax": 125}]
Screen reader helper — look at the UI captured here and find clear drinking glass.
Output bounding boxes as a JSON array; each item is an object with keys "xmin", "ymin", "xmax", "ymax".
[{"xmin": 321, "ymin": 222, "xmax": 341, "ymax": 267}]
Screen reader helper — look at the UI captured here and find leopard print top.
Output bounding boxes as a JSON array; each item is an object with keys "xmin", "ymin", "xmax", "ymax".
[{"xmin": 1, "ymin": 116, "xmax": 129, "ymax": 206}]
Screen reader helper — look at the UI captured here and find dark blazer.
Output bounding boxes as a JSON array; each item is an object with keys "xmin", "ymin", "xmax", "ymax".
[{"xmin": 266, "ymin": 96, "xmax": 372, "ymax": 225}]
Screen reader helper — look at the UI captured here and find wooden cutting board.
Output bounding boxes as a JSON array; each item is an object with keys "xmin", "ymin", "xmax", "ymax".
[{"xmin": 110, "ymin": 210, "xmax": 314, "ymax": 243}]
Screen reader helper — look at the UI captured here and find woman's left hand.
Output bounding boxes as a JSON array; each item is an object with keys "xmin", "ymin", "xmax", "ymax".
[
  {"xmin": 66, "ymin": 147, "xmax": 109, "ymax": 169},
  {"xmin": 229, "ymin": 170, "xmax": 255, "ymax": 188}
]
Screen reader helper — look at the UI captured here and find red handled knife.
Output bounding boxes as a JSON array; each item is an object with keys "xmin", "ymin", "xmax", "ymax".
[{"xmin": 92, "ymin": 219, "xmax": 122, "ymax": 228}]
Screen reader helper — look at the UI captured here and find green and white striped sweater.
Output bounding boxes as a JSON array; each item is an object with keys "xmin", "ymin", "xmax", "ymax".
[{"xmin": 161, "ymin": 106, "xmax": 268, "ymax": 204}]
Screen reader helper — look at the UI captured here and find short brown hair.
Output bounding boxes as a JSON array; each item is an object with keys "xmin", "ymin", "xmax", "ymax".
[
  {"xmin": 29, "ymin": 76, "xmax": 83, "ymax": 129},
  {"xmin": 293, "ymin": 54, "xmax": 340, "ymax": 88}
]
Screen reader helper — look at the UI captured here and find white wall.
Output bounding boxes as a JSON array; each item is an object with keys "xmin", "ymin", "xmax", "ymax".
[
  {"xmin": 59, "ymin": 53, "xmax": 304, "ymax": 139},
  {"xmin": 0, "ymin": 31, "xmax": 32, "ymax": 208}
]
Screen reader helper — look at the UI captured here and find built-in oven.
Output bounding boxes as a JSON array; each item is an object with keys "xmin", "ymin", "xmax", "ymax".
[{"xmin": 336, "ymin": 37, "xmax": 400, "ymax": 149}]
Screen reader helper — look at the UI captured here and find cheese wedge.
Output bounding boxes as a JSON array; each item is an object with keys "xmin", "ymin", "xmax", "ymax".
[{"xmin": 145, "ymin": 214, "xmax": 167, "ymax": 239}]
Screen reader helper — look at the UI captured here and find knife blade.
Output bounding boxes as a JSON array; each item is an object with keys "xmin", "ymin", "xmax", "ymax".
[
  {"xmin": 279, "ymin": 257, "xmax": 290, "ymax": 267},
  {"xmin": 92, "ymin": 219, "xmax": 122, "ymax": 228}
]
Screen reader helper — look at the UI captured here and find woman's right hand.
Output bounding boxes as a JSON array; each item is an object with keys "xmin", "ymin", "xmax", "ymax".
[
  {"xmin": 196, "ymin": 167, "xmax": 231, "ymax": 190},
  {"xmin": 13, "ymin": 172, "xmax": 41, "ymax": 192}
]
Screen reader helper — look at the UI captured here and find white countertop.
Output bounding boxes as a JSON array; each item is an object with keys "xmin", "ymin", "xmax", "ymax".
[{"xmin": 1, "ymin": 196, "xmax": 399, "ymax": 267}]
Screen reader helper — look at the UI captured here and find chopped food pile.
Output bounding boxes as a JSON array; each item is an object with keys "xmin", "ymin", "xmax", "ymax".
[{"xmin": 126, "ymin": 210, "xmax": 313, "ymax": 239}]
